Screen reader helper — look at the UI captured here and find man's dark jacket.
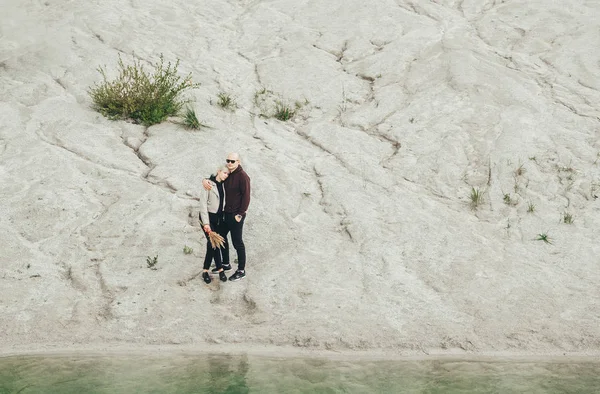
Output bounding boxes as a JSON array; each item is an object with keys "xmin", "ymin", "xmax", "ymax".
[{"xmin": 225, "ymin": 165, "xmax": 251, "ymax": 215}]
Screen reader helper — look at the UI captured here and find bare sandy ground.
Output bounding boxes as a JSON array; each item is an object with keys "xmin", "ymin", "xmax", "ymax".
[{"xmin": 1, "ymin": 0, "xmax": 599, "ymax": 358}]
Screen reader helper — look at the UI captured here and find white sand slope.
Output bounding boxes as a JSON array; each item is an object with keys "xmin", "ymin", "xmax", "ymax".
[{"xmin": 1, "ymin": 0, "xmax": 599, "ymax": 355}]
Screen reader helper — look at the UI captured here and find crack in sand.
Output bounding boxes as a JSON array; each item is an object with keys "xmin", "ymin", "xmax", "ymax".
[
  {"xmin": 296, "ymin": 128, "xmax": 345, "ymax": 168},
  {"xmin": 339, "ymin": 213, "xmax": 354, "ymax": 242},
  {"xmin": 35, "ymin": 129, "xmax": 140, "ymax": 177},
  {"xmin": 312, "ymin": 167, "xmax": 355, "ymax": 242},
  {"xmin": 251, "ymin": 132, "xmax": 274, "ymax": 151},
  {"xmin": 312, "ymin": 166, "xmax": 328, "ymax": 215},
  {"xmin": 577, "ymin": 79, "xmax": 600, "ymax": 93},
  {"xmin": 456, "ymin": 0, "xmax": 466, "ymax": 17},
  {"xmin": 53, "ymin": 78, "xmax": 67, "ymax": 91},
  {"xmin": 60, "ymin": 263, "xmax": 87, "ymax": 292},
  {"xmin": 554, "ymin": 98, "xmax": 600, "ymax": 122},
  {"xmin": 396, "ymin": 0, "xmax": 438, "ymax": 21},
  {"xmin": 93, "ymin": 261, "xmax": 114, "ymax": 321},
  {"xmin": 117, "ymin": 126, "xmax": 185, "ymax": 196},
  {"xmin": 532, "ymin": 61, "xmax": 600, "ymax": 122}
]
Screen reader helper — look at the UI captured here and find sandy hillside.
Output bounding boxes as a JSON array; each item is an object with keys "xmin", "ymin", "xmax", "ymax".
[{"xmin": 1, "ymin": 0, "xmax": 599, "ymax": 355}]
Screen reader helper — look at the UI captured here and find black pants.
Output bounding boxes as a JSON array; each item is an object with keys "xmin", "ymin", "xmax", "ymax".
[
  {"xmin": 202, "ymin": 213, "xmax": 225, "ymax": 270},
  {"xmin": 221, "ymin": 212, "xmax": 246, "ymax": 271}
]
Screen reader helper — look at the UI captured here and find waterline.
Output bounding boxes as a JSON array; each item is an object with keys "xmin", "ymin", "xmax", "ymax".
[{"xmin": 1, "ymin": 353, "xmax": 599, "ymax": 393}]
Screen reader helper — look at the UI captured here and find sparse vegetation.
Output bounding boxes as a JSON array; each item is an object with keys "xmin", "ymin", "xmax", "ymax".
[
  {"xmin": 562, "ymin": 212, "xmax": 574, "ymax": 224},
  {"xmin": 337, "ymin": 86, "xmax": 348, "ymax": 125},
  {"xmin": 527, "ymin": 201, "xmax": 536, "ymax": 213},
  {"xmin": 89, "ymin": 54, "xmax": 199, "ymax": 126},
  {"xmin": 183, "ymin": 245, "xmax": 193, "ymax": 254},
  {"xmin": 274, "ymin": 101, "xmax": 295, "ymax": 121},
  {"xmin": 559, "ymin": 165, "xmax": 575, "ymax": 173},
  {"xmin": 503, "ymin": 193, "xmax": 512, "ymax": 205},
  {"xmin": 253, "ymin": 87, "xmax": 304, "ymax": 121},
  {"xmin": 253, "ymin": 87, "xmax": 271, "ymax": 113},
  {"xmin": 504, "ymin": 219, "xmax": 511, "ymax": 236},
  {"xmin": 216, "ymin": 92, "xmax": 236, "ymax": 111},
  {"xmin": 180, "ymin": 107, "xmax": 205, "ymax": 130},
  {"xmin": 254, "ymin": 87, "xmax": 269, "ymax": 101},
  {"xmin": 146, "ymin": 255, "xmax": 158, "ymax": 270},
  {"xmin": 470, "ymin": 187, "xmax": 484, "ymax": 209},
  {"xmin": 536, "ymin": 232, "xmax": 552, "ymax": 244},
  {"xmin": 515, "ymin": 162, "xmax": 526, "ymax": 176}
]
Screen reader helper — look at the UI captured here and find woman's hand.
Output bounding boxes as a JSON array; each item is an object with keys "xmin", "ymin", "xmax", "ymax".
[
  {"xmin": 235, "ymin": 214, "xmax": 242, "ymax": 222},
  {"xmin": 202, "ymin": 179, "xmax": 212, "ymax": 190},
  {"xmin": 203, "ymin": 224, "xmax": 211, "ymax": 233}
]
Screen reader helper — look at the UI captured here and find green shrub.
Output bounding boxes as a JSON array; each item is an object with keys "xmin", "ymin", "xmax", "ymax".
[{"xmin": 89, "ymin": 55, "xmax": 200, "ymax": 126}]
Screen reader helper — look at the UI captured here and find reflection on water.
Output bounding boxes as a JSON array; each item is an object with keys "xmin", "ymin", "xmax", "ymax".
[{"xmin": 0, "ymin": 353, "xmax": 599, "ymax": 393}]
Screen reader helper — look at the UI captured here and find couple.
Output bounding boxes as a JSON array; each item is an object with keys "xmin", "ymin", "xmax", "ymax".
[{"xmin": 198, "ymin": 152, "xmax": 251, "ymax": 284}]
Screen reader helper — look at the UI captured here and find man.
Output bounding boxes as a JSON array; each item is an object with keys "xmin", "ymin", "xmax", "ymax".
[{"xmin": 203, "ymin": 152, "xmax": 251, "ymax": 281}]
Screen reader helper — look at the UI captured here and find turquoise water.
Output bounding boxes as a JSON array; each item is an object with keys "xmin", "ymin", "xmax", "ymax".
[{"xmin": 1, "ymin": 353, "xmax": 599, "ymax": 393}]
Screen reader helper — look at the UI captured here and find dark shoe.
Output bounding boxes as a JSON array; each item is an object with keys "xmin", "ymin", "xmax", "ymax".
[
  {"xmin": 219, "ymin": 270, "xmax": 227, "ymax": 282},
  {"xmin": 212, "ymin": 264, "xmax": 231, "ymax": 273},
  {"xmin": 202, "ymin": 272, "xmax": 211, "ymax": 284},
  {"xmin": 229, "ymin": 270, "xmax": 246, "ymax": 281}
]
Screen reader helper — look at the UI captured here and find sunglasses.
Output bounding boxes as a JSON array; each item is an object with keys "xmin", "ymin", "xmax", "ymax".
[{"xmin": 226, "ymin": 159, "xmax": 237, "ymax": 163}]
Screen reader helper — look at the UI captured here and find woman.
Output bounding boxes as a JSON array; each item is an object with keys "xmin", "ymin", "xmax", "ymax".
[{"xmin": 198, "ymin": 165, "xmax": 229, "ymax": 284}]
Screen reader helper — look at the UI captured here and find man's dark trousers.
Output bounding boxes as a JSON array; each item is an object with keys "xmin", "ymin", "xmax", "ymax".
[{"xmin": 221, "ymin": 212, "xmax": 246, "ymax": 271}]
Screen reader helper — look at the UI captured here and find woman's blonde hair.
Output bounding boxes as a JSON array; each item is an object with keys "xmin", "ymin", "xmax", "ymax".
[{"xmin": 215, "ymin": 165, "xmax": 230, "ymax": 175}]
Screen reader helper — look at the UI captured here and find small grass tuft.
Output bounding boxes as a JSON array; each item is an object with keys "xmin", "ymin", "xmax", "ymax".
[
  {"xmin": 513, "ymin": 177, "xmax": 520, "ymax": 193},
  {"xmin": 274, "ymin": 101, "xmax": 295, "ymax": 121},
  {"xmin": 503, "ymin": 193, "xmax": 512, "ymax": 205},
  {"xmin": 470, "ymin": 187, "xmax": 484, "ymax": 209},
  {"xmin": 562, "ymin": 212, "xmax": 574, "ymax": 224},
  {"xmin": 180, "ymin": 107, "xmax": 205, "ymax": 130},
  {"xmin": 515, "ymin": 162, "xmax": 526, "ymax": 176},
  {"xmin": 527, "ymin": 201, "xmax": 536, "ymax": 213},
  {"xmin": 146, "ymin": 255, "xmax": 158, "ymax": 270},
  {"xmin": 535, "ymin": 232, "xmax": 553, "ymax": 244},
  {"xmin": 183, "ymin": 245, "xmax": 194, "ymax": 255},
  {"xmin": 216, "ymin": 92, "xmax": 236, "ymax": 111},
  {"xmin": 254, "ymin": 88, "xmax": 305, "ymax": 121}
]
